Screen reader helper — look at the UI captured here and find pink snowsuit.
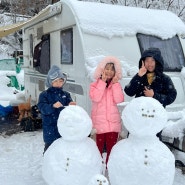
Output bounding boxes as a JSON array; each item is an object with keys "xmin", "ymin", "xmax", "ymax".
[
  {"xmin": 89, "ymin": 56, "xmax": 124, "ymax": 164},
  {"xmin": 90, "ymin": 79, "xmax": 124, "ymax": 134}
]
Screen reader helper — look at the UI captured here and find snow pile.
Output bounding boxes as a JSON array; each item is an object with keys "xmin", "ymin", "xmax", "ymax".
[
  {"xmin": 0, "ymin": 69, "xmax": 25, "ymax": 106},
  {"xmin": 66, "ymin": 0, "xmax": 185, "ymax": 39},
  {"xmin": 163, "ymin": 111, "xmax": 185, "ymax": 139},
  {"xmin": 15, "ymin": 69, "xmax": 24, "ymax": 89},
  {"xmin": 85, "ymin": 55, "xmax": 138, "ymax": 81}
]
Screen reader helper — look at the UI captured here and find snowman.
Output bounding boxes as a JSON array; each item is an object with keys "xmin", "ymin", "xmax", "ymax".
[
  {"xmin": 42, "ymin": 105, "xmax": 103, "ymax": 185},
  {"xmin": 88, "ymin": 174, "xmax": 109, "ymax": 185},
  {"xmin": 108, "ymin": 97, "xmax": 175, "ymax": 185}
]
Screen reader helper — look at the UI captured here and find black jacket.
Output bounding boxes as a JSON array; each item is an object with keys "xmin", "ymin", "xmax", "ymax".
[{"xmin": 124, "ymin": 48, "xmax": 177, "ymax": 107}]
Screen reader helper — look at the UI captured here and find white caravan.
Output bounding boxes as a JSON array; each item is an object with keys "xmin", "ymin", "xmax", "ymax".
[{"xmin": 22, "ymin": 0, "xmax": 185, "ymax": 114}]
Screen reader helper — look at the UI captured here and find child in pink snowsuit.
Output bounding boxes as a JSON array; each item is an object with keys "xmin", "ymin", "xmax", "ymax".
[{"xmin": 89, "ymin": 56, "xmax": 124, "ymax": 165}]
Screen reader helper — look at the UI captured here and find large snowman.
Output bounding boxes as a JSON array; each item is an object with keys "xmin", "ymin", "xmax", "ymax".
[
  {"xmin": 42, "ymin": 105, "xmax": 103, "ymax": 185},
  {"xmin": 108, "ymin": 97, "xmax": 175, "ymax": 185}
]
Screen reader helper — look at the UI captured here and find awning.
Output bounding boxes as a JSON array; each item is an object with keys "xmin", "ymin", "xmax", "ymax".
[
  {"xmin": 0, "ymin": 5, "xmax": 52, "ymax": 38},
  {"xmin": 0, "ymin": 22, "xmax": 27, "ymax": 37}
]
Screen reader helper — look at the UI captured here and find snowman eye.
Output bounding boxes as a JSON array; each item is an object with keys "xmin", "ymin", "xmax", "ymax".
[{"xmin": 153, "ymin": 110, "xmax": 155, "ymax": 112}]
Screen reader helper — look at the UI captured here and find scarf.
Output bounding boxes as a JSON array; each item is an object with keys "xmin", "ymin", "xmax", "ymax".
[{"xmin": 147, "ymin": 72, "xmax": 155, "ymax": 85}]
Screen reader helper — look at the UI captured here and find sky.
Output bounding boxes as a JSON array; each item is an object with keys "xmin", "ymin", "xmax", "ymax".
[{"xmin": 0, "ymin": 0, "xmax": 185, "ymax": 184}]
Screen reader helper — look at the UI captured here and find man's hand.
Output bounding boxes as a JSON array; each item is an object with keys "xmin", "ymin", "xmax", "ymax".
[
  {"xmin": 138, "ymin": 61, "xmax": 147, "ymax": 77},
  {"xmin": 143, "ymin": 86, "xmax": 154, "ymax": 97}
]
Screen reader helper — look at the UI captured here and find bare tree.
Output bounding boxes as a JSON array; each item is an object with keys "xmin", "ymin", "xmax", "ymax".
[
  {"xmin": 0, "ymin": 0, "xmax": 51, "ymax": 16},
  {"xmin": 81, "ymin": 0, "xmax": 185, "ymax": 23}
]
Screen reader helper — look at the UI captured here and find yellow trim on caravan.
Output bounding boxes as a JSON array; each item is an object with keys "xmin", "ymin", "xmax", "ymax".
[
  {"xmin": 0, "ymin": 22, "xmax": 26, "ymax": 38},
  {"xmin": 0, "ymin": 4, "xmax": 61, "ymax": 38}
]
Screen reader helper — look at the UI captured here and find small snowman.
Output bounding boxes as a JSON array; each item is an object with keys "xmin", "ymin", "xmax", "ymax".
[
  {"xmin": 108, "ymin": 97, "xmax": 175, "ymax": 185},
  {"xmin": 42, "ymin": 105, "xmax": 103, "ymax": 185},
  {"xmin": 88, "ymin": 174, "xmax": 109, "ymax": 185}
]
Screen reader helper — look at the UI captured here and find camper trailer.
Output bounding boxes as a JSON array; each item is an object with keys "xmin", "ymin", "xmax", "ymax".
[{"xmin": 22, "ymin": 0, "xmax": 185, "ymax": 115}]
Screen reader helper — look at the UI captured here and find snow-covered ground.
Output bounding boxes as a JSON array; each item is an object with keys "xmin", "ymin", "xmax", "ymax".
[
  {"xmin": 0, "ymin": 131, "xmax": 45, "ymax": 185},
  {"xmin": 0, "ymin": 130, "xmax": 185, "ymax": 185}
]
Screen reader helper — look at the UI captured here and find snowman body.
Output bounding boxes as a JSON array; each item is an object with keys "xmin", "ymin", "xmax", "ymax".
[
  {"xmin": 43, "ymin": 137, "xmax": 102, "ymax": 185},
  {"xmin": 42, "ymin": 105, "xmax": 103, "ymax": 185},
  {"xmin": 108, "ymin": 136, "xmax": 175, "ymax": 185},
  {"xmin": 108, "ymin": 97, "xmax": 175, "ymax": 185}
]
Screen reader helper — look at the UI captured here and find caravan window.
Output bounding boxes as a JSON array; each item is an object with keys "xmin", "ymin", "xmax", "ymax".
[
  {"xmin": 61, "ymin": 28, "xmax": 73, "ymax": 64},
  {"xmin": 137, "ymin": 33, "xmax": 185, "ymax": 72}
]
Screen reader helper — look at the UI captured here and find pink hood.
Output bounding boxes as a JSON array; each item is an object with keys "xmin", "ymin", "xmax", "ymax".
[{"xmin": 93, "ymin": 56, "xmax": 122, "ymax": 80}]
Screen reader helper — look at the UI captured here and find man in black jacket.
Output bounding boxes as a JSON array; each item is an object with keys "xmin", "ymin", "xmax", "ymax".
[
  {"xmin": 124, "ymin": 48, "xmax": 177, "ymax": 140},
  {"xmin": 124, "ymin": 48, "xmax": 177, "ymax": 108}
]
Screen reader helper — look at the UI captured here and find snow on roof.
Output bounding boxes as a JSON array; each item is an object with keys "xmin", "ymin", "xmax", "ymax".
[{"xmin": 65, "ymin": 0, "xmax": 185, "ymax": 39}]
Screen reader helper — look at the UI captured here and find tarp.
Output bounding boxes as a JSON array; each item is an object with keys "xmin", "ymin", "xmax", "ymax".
[
  {"xmin": 0, "ymin": 5, "xmax": 51, "ymax": 38},
  {"xmin": 0, "ymin": 104, "xmax": 13, "ymax": 117}
]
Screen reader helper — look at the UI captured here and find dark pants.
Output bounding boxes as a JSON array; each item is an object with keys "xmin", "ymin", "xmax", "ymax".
[
  {"xmin": 96, "ymin": 132, "xmax": 119, "ymax": 165},
  {"xmin": 156, "ymin": 130, "xmax": 162, "ymax": 141},
  {"xmin": 43, "ymin": 143, "xmax": 51, "ymax": 154}
]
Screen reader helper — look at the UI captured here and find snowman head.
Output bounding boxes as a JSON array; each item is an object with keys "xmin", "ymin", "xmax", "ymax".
[
  {"xmin": 122, "ymin": 97, "xmax": 167, "ymax": 137},
  {"xmin": 88, "ymin": 174, "xmax": 109, "ymax": 185},
  {"xmin": 57, "ymin": 105, "xmax": 92, "ymax": 141}
]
